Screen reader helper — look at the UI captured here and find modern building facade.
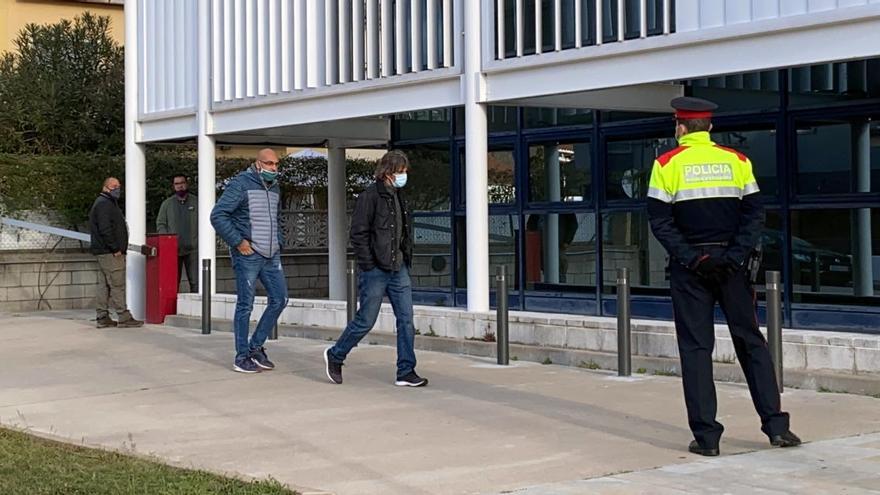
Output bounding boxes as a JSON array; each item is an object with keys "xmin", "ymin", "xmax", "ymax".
[{"xmin": 127, "ymin": 0, "xmax": 880, "ymax": 332}]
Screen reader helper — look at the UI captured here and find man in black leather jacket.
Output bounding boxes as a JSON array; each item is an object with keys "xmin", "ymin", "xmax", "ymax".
[{"xmin": 324, "ymin": 150, "xmax": 427, "ymax": 387}]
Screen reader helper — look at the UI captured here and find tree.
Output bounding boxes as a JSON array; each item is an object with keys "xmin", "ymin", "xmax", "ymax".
[{"xmin": 0, "ymin": 13, "xmax": 124, "ymax": 155}]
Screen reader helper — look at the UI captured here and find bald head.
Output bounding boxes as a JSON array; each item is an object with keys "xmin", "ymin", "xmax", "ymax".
[
  {"xmin": 102, "ymin": 177, "xmax": 120, "ymax": 192},
  {"xmin": 256, "ymin": 148, "xmax": 279, "ymax": 171}
]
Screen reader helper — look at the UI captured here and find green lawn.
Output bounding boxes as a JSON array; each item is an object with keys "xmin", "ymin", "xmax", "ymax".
[{"xmin": 0, "ymin": 427, "xmax": 297, "ymax": 495}]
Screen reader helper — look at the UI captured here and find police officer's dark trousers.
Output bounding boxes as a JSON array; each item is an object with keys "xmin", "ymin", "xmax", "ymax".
[{"xmin": 670, "ymin": 246, "xmax": 790, "ymax": 447}]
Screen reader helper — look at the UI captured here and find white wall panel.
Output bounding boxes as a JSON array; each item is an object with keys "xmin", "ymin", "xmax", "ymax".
[
  {"xmin": 141, "ymin": 0, "xmax": 197, "ymax": 115},
  {"xmin": 677, "ymin": 0, "xmax": 874, "ymax": 32}
]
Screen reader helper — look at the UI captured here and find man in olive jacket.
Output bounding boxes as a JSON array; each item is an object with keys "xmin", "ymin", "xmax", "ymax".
[
  {"xmin": 324, "ymin": 150, "xmax": 427, "ymax": 387},
  {"xmin": 157, "ymin": 174, "xmax": 199, "ymax": 292},
  {"xmin": 88, "ymin": 177, "xmax": 143, "ymax": 328}
]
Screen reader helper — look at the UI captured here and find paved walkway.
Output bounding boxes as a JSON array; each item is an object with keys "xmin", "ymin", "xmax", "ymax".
[{"xmin": 1, "ymin": 311, "xmax": 879, "ymax": 495}]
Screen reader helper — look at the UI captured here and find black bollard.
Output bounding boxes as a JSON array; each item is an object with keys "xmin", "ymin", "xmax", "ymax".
[{"xmin": 617, "ymin": 267, "xmax": 632, "ymax": 376}]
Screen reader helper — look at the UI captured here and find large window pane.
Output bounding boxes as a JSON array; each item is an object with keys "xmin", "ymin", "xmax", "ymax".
[
  {"xmin": 791, "ymin": 209, "xmax": 879, "ymax": 304},
  {"xmin": 455, "ymin": 215, "xmax": 520, "ymax": 289},
  {"xmin": 524, "ymin": 213, "xmax": 597, "ymax": 291},
  {"xmin": 529, "ymin": 141, "xmax": 592, "ymax": 203},
  {"xmin": 605, "ymin": 135, "xmax": 675, "ymax": 201},
  {"xmin": 789, "ymin": 59, "xmax": 880, "ymax": 108},
  {"xmin": 393, "ymin": 109, "xmax": 451, "ymax": 141},
  {"xmin": 601, "ymin": 210, "xmax": 669, "ymax": 292},
  {"xmin": 711, "ymin": 127, "xmax": 779, "ymax": 197},
  {"xmin": 401, "ymin": 144, "xmax": 451, "ymax": 212},
  {"xmin": 796, "ymin": 118, "xmax": 880, "ymax": 195},
  {"xmin": 524, "ymin": 107, "xmax": 593, "ymax": 129},
  {"xmin": 459, "ymin": 145, "xmax": 516, "ymax": 206},
  {"xmin": 411, "ymin": 215, "xmax": 452, "ymax": 289}
]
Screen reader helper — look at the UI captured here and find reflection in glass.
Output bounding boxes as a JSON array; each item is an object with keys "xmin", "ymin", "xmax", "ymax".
[
  {"xmin": 796, "ymin": 119, "xmax": 879, "ymax": 195},
  {"xmin": 524, "ymin": 213, "xmax": 597, "ymax": 291},
  {"xmin": 411, "ymin": 215, "xmax": 452, "ymax": 289},
  {"xmin": 687, "ymin": 70, "xmax": 781, "ymax": 112},
  {"xmin": 524, "ymin": 107, "xmax": 593, "ymax": 128},
  {"xmin": 711, "ymin": 127, "xmax": 778, "ymax": 196},
  {"xmin": 488, "ymin": 148, "xmax": 516, "ymax": 204},
  {"xmin": 606, "ymin": 136, "xmax": 676, "ymax": 201},
  {"xmin": 393, "ymin": 109, "xmax": 451, "ymax": 141},
  {"xmin": 401, "ymin": 144, "xmax": 451, "ymax": 212},
  {"xmin": 789, "ymin": 59, "xmax": 880, "ymax": 107},
  {"xmin": 455, "ymin": 215, "xmax": 519, "ymax": 289},
  {"xmin": 790, "ymin": 209, "xmax": 879, "ymax": 304},
  {"xmin": 529, "ymin": 141, "xmax": 592, "ymax": 203},
  {"xmin": 602, "ymin": 210, "xmax": 669, "ymax": 291}
]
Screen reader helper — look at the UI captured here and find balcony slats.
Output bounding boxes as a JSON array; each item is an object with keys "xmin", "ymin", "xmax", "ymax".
[
  {"xmin": 367, "ymin": 0, "xmax": 380, "ymax": 78},
  {"xmin": 443, "ymin": 0, "xmax": 453, "ymax": 66},
  {"xmin": 412, "ymin": 0, "xmax": 422, "ymax": 72},
  {"xmin": 427, "ymin": 0, "xmax": 438, "ymax": 69},
  {"xmin": 353, "ymin": 0, "xmax": 365, "ymax": 81},
  {"xmin": 381, "ymin": 0, "xmax": 393, "ymax": 77},
  {"xmin": 294, "ymin": 0, "xmax": 306, "ymax": 90}
]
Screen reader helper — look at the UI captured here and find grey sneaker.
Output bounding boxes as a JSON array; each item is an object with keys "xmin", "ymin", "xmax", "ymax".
[
  {"xmin": 117, "ymin": 312, "xmax": 144, "ymax": 328},
  {"xmin": 96, "ymin": 316, "xmax": 117, "ymax": 328}
]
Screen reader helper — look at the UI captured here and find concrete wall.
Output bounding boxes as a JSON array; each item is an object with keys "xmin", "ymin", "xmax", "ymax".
[
  {"xmin": 0, "ymin": 252, "xmax": 98, "ymax": 312},
  {"xmin": 177, "ymin": 293, "xmax": 880, "ymax": 377}
]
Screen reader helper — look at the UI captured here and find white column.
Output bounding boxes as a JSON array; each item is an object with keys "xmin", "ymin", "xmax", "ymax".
[
  {"xmin": 852, "ymin": 121, "xmax": 874, "ymax": 297},
  {"xmin": 465, "ymin": 0, "xmax": 489, "ymax": 312},
  {"xmin": 198, "ymin": 0, "xmax": 217, "ymax": 295},
  {"xmin": 124, "ymin": 0, "xmax": 146, "ymax": 319},
  {"xmin": 327, "ymin": 146, "xmax": 348, "ymax": 300}
]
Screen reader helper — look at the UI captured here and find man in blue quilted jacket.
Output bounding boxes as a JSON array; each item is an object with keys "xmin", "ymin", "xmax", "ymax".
[{"xmin": 210, "ymin": 149, "xmax": 288, "ymax": 373}]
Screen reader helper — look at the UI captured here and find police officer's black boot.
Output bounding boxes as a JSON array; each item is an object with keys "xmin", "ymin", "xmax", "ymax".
[
  {"xmin": 688, "ymin": 440, "xmax": 720, "ymax": 457},
  {"xmin": 770, "ymin": 430, "xmax": 802, "ymax": 448}
]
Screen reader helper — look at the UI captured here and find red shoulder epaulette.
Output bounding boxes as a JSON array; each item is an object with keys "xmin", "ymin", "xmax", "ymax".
[
  {"xmin": 656, "ymin": 146, "xmax": 689, "ymax": 167},
  {"xmin": 714, "ymin": 145, "xmax": 748, "ymax": 163}
]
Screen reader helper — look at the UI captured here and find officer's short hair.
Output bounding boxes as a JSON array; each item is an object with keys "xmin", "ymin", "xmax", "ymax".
[
  {"xmin": 171, "ymin": 174, "xmax": 188, "ymax": 184},
  {"xmin": 374, "ymin": 150, "xmax": 409, "ymax": 180},
  {"xmin": 678, "ymin": 118, "xmax": 712, "ymax": 133}
]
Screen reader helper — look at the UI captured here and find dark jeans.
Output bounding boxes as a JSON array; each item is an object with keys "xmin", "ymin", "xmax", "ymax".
[
  {"xmin": 178, "ymin": 251, "xmax": 199, "ymax": 293},
  {"xmin": 328, "ymin": 265, "xmax": 417, "ymax": 379},
  {"xmin": 670, "ymin": 246, "xmax": 790, "ymax": 447},
  {"xmin": 231, "ymin": 251, "xmax": 288, "ymax": 362}
]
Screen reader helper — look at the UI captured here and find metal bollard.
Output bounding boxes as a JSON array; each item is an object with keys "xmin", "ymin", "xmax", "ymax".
[
  {"xmin": 346, "ymin": 260, "xmax": 358, "ymax": 323},
  {"xmin": 201, "ymin": 259, "xmax": 211, "ymax": 335},
  {"xmin": 766, "ymin": 271, "xmax": 784, "ymax": 393},
  {"xmin": 617, "ymin": 267, "xmax": 632, "ymax": 377},
  {"xmin": 496, "ymin": 265, "xmax": 509, "ymax": 366}
]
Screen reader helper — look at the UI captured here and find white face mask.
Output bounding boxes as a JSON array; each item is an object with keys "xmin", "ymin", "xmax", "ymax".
[{"xmin": 393, "ymin": 173, "xmax": 408, "ymax": 188}]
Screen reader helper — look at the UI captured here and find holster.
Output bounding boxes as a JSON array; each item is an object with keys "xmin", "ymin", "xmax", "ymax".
[{"xmin": 747, "ymin": 245, "xmax": 763, "ymax": 285}]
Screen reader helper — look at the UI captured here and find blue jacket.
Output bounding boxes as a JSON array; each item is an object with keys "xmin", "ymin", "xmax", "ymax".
[{"xmin": 210, "ymin": 166, "xmax": 283, "ymax": 258}]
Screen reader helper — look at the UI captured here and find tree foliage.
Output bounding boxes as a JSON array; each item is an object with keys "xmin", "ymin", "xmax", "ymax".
[{"xmin": 0, "ymin": 13, "xmax": 124, "ymax": 155}]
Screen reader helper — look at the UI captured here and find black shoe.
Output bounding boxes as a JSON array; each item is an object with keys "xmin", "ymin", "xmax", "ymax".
[
  {"xmin": 250, "ymin": 347, "xmax": 275, "ymax": 370},
  {"xmin": 96, "ymin": 316, "xmax": 117, "ymax": 328},
  {"xmin": 233, "ymin": 358, "xmax": 261, "ymax": 374},
  {"xmin": 688, "ymin": 440, "xmax": 720, "ymax": 457},
  {"xmin": 770, "ymin": 430, "xmax": 802, "ymax": 448},
  {"xmin": 395, "ymin": 372, "xmax": 428, "ymax": 387},
  {"xmin": 324, "ymin": 347, "xmax": 343, "ymax": 384}
]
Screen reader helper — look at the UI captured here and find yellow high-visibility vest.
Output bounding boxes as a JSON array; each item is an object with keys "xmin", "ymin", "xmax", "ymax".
[{"xmin": 647, "ymin": 131, "xmax": 759, "ymax": 204}]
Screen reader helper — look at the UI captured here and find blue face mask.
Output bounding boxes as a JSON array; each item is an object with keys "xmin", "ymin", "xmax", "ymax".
[
  {"xmin": 260, "ymin": 169, "xmax": 278, "ymax": 183},
  {"xmin": 109, "ymin": 188, "xmax": 122, "ymax": 199},
  {"xmin": 393, "ymin": 173, "xmax": 408, "ymax": 188}
]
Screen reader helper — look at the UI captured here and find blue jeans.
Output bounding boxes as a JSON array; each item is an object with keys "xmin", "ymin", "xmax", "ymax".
[
  {"xmin": 231, "ymin": 251, "xmax": 289, "ymax": 361},
  {"xmin": 328, "ymin": 265, "xmax": 417, "ymax": 379}
]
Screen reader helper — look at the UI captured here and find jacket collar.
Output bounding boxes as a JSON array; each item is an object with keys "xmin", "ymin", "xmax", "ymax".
[{"xmin": 678, "ymin": 131, "xmax": 714, "ymax": 146}]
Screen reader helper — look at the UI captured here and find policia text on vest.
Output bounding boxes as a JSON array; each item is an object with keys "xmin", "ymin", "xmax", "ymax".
[{"xmin": 646, "ymin": 97, "xmax": 801, "ymax": 457}]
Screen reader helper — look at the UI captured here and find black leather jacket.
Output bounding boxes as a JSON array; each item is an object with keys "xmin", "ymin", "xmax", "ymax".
[
  {"xmin": 89, "ymin": 193, "xmax": 129, "ymax": 255},
  {"xmin": 350, "ymin": 181, "xmax": 413, "ymax": 272}
]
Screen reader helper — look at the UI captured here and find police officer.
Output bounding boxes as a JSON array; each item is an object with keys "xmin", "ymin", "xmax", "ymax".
[{"xmin": 647, "ymin": 97, "xmax": 801, "ymax": 456}]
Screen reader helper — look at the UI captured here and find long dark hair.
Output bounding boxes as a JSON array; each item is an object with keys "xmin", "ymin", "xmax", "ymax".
[{"xmin": 374, "ymin": 150, "xmax": 409, "ymax": 181}]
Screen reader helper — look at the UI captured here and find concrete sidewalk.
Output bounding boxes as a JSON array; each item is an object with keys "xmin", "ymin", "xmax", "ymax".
[{"xmin": 1, "ymin": 311, "xmax": 879, "ymax": 495}]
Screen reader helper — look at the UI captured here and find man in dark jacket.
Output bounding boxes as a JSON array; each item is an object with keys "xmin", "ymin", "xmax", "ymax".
[
  {"xmin": 324, "ymin": 150, "xmax": 427, "ymax": 387},
  {"xmin": 157, "ymin": 174, "xmax": 199, "ymax": 292},
  {"xmin": 88, "ymin": 177, "xmax": 143, "ymax": 328},
  {"xmin": 210, "ymin": 149, "xmax": 287, "ymax": 374}
]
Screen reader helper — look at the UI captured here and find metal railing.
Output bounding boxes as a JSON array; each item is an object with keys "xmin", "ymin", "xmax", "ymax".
[
  {"xmin": 208, "ymin": 0, "xmax": 462, "ymax": 107},
  {"xmin": 485, "ymin": 0, "xmax": 673, "ymax": 63}
]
